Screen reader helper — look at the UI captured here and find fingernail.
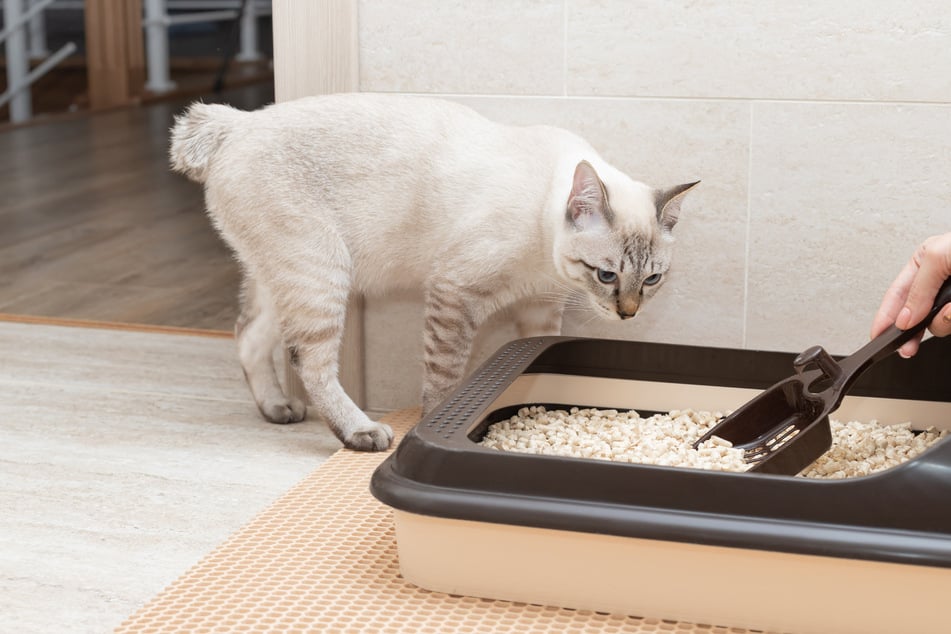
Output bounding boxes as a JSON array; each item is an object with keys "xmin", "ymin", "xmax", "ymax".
[{"xmin": 896, "ymin": 306, "xmax": 912, "ymax": 330}]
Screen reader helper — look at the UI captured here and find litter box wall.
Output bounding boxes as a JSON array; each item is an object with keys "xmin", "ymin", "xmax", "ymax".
[{"xmin": 355, "ymin": 0, "xmax": 951, "ymax": 412}]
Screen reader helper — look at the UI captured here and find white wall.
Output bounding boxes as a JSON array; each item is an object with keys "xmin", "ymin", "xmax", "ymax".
[{"xmin": 355, "ymin": 0, "xmax": 951, "ymax": 411}]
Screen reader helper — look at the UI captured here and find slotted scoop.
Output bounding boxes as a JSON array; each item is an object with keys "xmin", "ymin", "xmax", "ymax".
[{"xmin": 694, "ymin": 278, "xmax": 951, "ymax": 475}]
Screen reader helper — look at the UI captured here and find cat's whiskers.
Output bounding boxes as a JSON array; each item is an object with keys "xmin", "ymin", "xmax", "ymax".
[
  {"xmin": 577, "ymin": 313, "xmax": 602, "ymax": 329},
  {"xmin": 533, "ymin": 290, "xmax": 581, "ymax": 304},
  {"xmin": 533, "ymin": 294, "xmax": 590, "ymax": 311},
  {"xmin": 532, "ymin": 290, "xmax": 571, "ymax": 300},
  {"xmin": 539, "ymin": 273, "xmax": 578, "ymax": 295},
  {"xmin": 534, "ymin": 274, "xmax": 590, "ymax": 310}
]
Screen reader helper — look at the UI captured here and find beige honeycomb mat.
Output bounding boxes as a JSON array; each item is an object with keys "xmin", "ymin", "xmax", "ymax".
[{"xmin": 117, "ymin": 409, "xmax": 769, "ymax": 634}]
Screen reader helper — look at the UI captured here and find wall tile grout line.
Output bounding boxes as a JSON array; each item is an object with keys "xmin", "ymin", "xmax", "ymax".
[
  {"xmin": 742, "ymin": 102, "xmax": 754, "ymax": 349},
  {"xmin": 396, "ymin": 90, "xmax": 951, "ymax": 108},
  {"xmin": 562, "ymin": 0, "xmax": 568, "ymax": 97}
]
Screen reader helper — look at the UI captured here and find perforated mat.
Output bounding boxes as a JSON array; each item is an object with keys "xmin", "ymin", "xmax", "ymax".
[{"xmin": 116, "ymin": 409, "xmax": 769, "ymax": 634}]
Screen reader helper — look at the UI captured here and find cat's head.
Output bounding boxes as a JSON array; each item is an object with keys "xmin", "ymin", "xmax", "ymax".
[{"xmin": 553, "ymin": 160, "xmax": 698, "ymax": 320}]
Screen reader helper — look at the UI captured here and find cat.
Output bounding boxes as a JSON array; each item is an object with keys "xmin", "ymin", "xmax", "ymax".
[{"xmin": 169, "ymin": 93, "xmax": 698, "ymax": 451}]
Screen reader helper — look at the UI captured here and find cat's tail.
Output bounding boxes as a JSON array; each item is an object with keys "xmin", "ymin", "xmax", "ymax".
[{"xmin": 169, "ymin": 102, "xmax": 244, "ymax": 183}]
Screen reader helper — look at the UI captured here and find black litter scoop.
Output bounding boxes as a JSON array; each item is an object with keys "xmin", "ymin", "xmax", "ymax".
[{"xmin": 694, "ymin": 278, "xmax": 951, "ymax": 475}]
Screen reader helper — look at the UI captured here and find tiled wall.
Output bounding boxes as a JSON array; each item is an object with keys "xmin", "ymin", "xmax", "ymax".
[{"xmin": 357, "ymin": 0, "xmax": 951, "ymax": 411}]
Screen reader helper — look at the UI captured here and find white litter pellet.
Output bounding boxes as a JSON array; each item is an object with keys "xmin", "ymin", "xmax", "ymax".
[{"xmin": 479, "ymin": 405, "xmax": 948, "ymax": 479}]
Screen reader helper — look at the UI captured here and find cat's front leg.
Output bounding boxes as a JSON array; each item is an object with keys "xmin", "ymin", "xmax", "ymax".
[{"xmin": 420, "ymin": 280, "xmax": 488, "ymax": 415}]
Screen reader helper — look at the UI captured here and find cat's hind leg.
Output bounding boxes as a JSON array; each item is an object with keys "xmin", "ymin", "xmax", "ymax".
[
  {"xmin": 235, "ymin": 276, "xmax": 307, "ymax": 424},
  {"xmin": 263, "ymin": 243, "xmax": 393, "ymax": 451}
]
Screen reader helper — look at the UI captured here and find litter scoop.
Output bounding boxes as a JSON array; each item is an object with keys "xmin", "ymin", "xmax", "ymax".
[{"xmin": 694, "ymin": 278, "xmax": 951, "ymax": 475}]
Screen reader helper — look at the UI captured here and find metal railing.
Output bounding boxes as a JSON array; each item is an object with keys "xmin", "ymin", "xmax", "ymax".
[
  {"xmin": 142, "ymin": 0, "xmax": 272, "ymax": 93},
  {"xmin": 1, "ymin": 0, "xmax": 77, "ymax": 123},
  {"xmin": 1, "ymin": 0, "xmax": 271, "ymax": 122}
]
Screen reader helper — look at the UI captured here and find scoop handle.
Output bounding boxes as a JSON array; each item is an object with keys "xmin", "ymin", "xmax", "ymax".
[{"xmin": 836, "ymin": 276, "xmax": 951, "ymax": 393}]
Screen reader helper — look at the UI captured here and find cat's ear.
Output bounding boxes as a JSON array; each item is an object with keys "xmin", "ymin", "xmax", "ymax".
[
  {"xmin": 655, "ymin": 181, "xmax": 700, "ymax": 233},
  {"xmin": 566, "ymin": 160, "xmax": 614, "ymax": 232}
]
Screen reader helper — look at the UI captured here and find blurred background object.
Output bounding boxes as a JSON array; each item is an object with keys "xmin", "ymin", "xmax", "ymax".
[{"xmin": 0, "ymin": 0, "xmax": 273, "ymax": 125}]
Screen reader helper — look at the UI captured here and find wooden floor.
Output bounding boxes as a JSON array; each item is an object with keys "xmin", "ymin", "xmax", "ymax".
[{"xmin": 0, "ymin": 83, "xmax": 274, "ymax": 331}]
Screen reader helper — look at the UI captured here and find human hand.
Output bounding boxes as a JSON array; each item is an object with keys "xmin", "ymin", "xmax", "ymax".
[{"xmin": 871, "ymin": 232, "xmax": 951, "ymax": 358}]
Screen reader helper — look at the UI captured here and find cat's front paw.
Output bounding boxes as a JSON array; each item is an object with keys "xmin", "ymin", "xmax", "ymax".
[
  {"xmin": 342, "ymin": 421, "xmax": 394, "ymax": 452},
  {"xmin": 260, "ymin": 397, "xmax": 307, "ymax": 424}
]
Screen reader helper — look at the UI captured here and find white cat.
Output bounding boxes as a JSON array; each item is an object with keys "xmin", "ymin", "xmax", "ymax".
[{"xmin": 170, "ymin": 93, "xmax": 697, "ymax": 451}]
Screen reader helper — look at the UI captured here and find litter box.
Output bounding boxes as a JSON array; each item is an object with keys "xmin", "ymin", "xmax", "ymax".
[{"xmin": 370, "ymin": 336, "xmax": 951, "ymax": 634}]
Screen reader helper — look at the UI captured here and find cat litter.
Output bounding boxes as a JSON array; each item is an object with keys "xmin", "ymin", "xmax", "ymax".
[{"xmin": 480, "ymin": 405, "xmax": 948, "ymax": 479}]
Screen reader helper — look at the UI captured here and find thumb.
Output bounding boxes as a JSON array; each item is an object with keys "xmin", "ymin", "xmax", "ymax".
[{"xmin": 896, "ymin": 234, "xmax": 951, "ymax": 332}]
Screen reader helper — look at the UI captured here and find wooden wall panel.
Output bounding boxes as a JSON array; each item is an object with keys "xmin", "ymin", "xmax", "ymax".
[{"xmin": 84, "ymin": 0, "xmax": 145, "ymax": 109}]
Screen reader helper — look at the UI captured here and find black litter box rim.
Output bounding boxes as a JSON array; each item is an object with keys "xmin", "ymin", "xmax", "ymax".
[{"xmin": 370, "ymin": 336, "xmax": 951, "ymax": 569}]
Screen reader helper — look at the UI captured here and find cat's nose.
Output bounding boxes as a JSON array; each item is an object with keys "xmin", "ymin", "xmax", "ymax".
[{"xmin": 617, "ymin": 297, "xmax": 639, "ymax": 319}]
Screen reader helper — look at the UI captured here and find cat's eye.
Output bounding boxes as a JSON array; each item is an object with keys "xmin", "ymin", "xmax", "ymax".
[
  {"xmin": 596, "ymin": 269, "xmax": 617, "ymax": 284},
  {"xmin": 643, "ymin": 273, "xmax": 662, "ymax": 286}
]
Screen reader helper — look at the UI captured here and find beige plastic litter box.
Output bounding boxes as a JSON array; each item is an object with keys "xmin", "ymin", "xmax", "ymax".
[{"xmin": 371, "ymin": 336, "xmax": 951, "ymax": 634}]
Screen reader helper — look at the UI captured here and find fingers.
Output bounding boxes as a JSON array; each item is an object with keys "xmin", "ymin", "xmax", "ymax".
[
  {"xmin": 872, "ymin": 232, "xmax": 951, "ymax": 358},
  {"xmin": 897, "ymin": 234, "xmax": 951, "ymax": 334},
  {"xmin": 870, "ymin": 258, "xmax": 918, "ymax": 339},
  {"xmin": 898, "ymin": 331, "xmax": 924, "ymax": 359}
]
